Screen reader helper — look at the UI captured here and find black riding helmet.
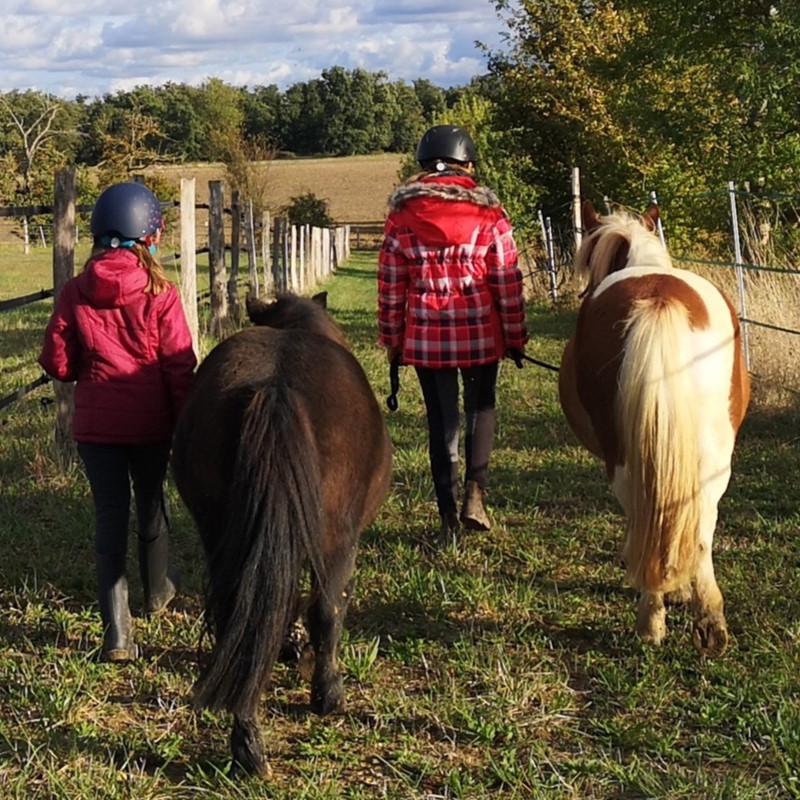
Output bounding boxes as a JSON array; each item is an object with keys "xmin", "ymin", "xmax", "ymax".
[
  {"xmin": 90, "ymin": 182, "xmax": 164, "ymax": 242},
  {"xmin": 416, "ymin": 124, "xmax": 477, "ymax": 167}
]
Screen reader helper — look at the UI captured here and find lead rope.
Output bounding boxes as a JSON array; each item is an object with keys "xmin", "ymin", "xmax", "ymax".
[{"xmin": 386, "ymin": 356, "xmax": 401, "ymax": 412}]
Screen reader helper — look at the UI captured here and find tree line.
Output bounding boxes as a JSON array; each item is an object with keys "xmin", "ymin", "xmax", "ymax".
[{"xmin": 0, "ymin": 69, "xmax": 474, "ymax": 211}]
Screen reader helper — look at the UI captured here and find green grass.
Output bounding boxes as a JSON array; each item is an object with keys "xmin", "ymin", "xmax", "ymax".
[{"xmin": 1, "ymin": 250, "xmax": 799, "ymax": 797}]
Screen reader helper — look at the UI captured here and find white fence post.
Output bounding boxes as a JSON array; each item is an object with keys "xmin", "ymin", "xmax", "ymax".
[
  {"xmin": 180, "ymin": 178, "xmax": 199, "ymax": 357},
  {"xmin": 545, "ymin": 216, "xmax": 558, "ymax": 302},
  {"xmin": 571, "ymin": 167, "xmax": 582, "ymax": 252},
  {"xmin": 649, "ymin": 190, "xmax": 667, "ymax": 249}
]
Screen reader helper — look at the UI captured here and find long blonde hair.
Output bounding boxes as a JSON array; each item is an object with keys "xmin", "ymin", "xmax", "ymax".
[{"xmin": 85, "ymin": 241, "xmax": 171, "ymax": 295}]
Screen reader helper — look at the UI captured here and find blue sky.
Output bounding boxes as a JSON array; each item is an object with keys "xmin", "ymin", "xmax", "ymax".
[{"xmin": 1, "ymin": 0, "xmax": 508, "ymax": 99}]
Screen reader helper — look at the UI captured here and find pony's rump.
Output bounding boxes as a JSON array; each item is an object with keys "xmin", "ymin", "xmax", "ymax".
[{"xmin": 192, "ymin": 378, "xmax": 322, "ymax": 714}]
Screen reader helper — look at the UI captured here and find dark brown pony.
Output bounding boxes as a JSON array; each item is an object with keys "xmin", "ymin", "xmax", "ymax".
[
  {"xmin": 171, "ymin": 292, "xmax": 393, "ymax": 776},
  {"xmin": 559, "ymin": 202, "xmax": 750, "ymax": 657}
]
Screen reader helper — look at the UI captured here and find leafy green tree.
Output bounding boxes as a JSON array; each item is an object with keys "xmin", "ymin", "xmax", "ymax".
[
  {"xmin": 316, "ymin": 67, "xmax": 395, "ymax": 155},
  {"xmin": 195, "ymin": 78, "xmax": 246, "ymax": 162},
  {"xmin": 279, "ymin": 80, "xmax": 326, "ymax": 155},
  {"xmin": 489, "ymin": 0, "xmax": 800, "ymax": 248},
  {"xmin": 386, "ymin": 81, "xmax": 427, "ymax": 152},
  {"xmin": 413, "ymin": 79, "xmax": 448, "ymax": 121},
  {"xmin": 242, "ymin": 84, "xmax": 281, "ymax": 147},
  {"xmin": 156, "ymin": 82, "xmax": 209, "ymax": 161}
]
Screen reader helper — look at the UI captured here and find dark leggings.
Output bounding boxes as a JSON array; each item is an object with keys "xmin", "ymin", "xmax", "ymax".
[
  {"xmin": 77, "ymin": 441, "xmax": 171, "ymax": 562},
  {"xmin": 415, "ymin": 362, "xmax": 498, "ymax": 515}
]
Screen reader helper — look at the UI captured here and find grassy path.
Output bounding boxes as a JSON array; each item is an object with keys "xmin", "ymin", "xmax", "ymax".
[{"xmin": 0, "ymin": 251, "xmax": 798, "ymax": 797}]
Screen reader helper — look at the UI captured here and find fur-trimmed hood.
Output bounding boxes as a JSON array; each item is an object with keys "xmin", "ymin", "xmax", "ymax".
[
  {"xmin": 385, "ymin": 173, "xmax": 506, "ymax": 249},
  {"xmin": 388, "ymin": 174, "xmax": 501, "ymax": 212}
]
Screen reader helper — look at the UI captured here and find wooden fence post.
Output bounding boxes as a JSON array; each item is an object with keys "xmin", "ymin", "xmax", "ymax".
[
  {"xmin": 208, "ymin": 181, "xmax": 227, "ymax": 337},
  {"xmin": 227, "ymin": 190, "xmax": 241, "ymax": 322},
  {"xmin": 571, "ymin": 166, "xmax": 582, "ymax": 252},
  {"xmin": 323, "ymin": 227, "xmax": 329, "ymax": 279},
  {"xmin": 261, "ymin": 211, "xmax": 273, "ymax": 296},
  {"xmin": 289, "ymin": 224, "xmax": 298, "ymax": 291},
  {"xmin": 245, "ymin": 199, "xmax": 259, "ymax": 299},
  {"xmin": 180, "ymin": 178, "xmax": 199, "ymax": 357},
  {"xmin": 298, "ymin": 225, "xmax": 306, "ymax": 292},
  {"xmin": 272, "ymin": 217, "xmax": 284, "ymax": 292},
  {"xmin": 52, "ymin": 167, "xmax": 77, "ymax": 467}
]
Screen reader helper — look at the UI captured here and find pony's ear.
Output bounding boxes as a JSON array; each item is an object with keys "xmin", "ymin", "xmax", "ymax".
[
  {"xmin": 246, "ymin": 295, "xmax": 273, "ymax": 324},
  {"xmin": 582, "ymin": 200, "xmax": 602, "ymax": 234},
  {"xmin": 642, "ymin": 203, "xmax": 660, "ymax": 231},
  {"xmin": 312, "ymin": 291, "xmax": 328, "ymax": 309}
]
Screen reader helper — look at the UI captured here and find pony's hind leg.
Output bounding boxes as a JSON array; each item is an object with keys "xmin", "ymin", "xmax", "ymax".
[
  {"xmin": 230, "ymin": 713, "xmax": 269, "ymax": 778},
  {"xmin": 691, "ymin": 463, "xmax": 731, "ymax": 658},
  {"xmin": 307, "ymin": 548, "xmax": 357, "ymax": 716},
  {"xmin": 613, "ymin": 471, "xmax": 669, "ymax": 645},
  {"xmin": 691, "ymin": 537, "xmax": 727, "ymax": 657}
]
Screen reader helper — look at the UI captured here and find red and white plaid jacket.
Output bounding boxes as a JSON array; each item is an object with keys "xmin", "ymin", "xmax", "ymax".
[{"xmin": 378, "ymin": 171, "xmax": 527, "ymax": 368}]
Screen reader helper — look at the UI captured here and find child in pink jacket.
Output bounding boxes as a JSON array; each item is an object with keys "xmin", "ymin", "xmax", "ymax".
[{"xmin": 39, "ymin": 182, "xmax": 197, "ymax": 662}]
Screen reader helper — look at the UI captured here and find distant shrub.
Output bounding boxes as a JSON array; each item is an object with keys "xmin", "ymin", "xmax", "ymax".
[{"xmin": 284, "ymin": 191, "xmax": 335, "ymax": 227}]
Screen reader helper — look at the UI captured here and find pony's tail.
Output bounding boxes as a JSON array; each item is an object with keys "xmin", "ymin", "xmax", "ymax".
[
  {"xmin": 193, "ymin": 382, "xmax": 322, "ymax": 717},
  {"xmin": 618, "ymin": 297, "xmax": 700, "ymax": 594}
]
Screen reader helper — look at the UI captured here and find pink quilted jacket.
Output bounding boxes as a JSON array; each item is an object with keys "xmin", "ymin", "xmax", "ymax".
[{"xmin": 38, "ymin": 248, "xmax": 197, "ymax": 444}]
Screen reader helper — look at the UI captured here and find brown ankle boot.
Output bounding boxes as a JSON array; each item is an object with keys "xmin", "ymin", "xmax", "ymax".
[{"xmin": 460, "ymin": 480, "xmax": 491, "ymax": 531}]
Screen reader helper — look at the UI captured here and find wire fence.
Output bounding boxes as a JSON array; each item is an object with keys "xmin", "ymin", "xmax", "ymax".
[
  {"xmin": 5, "ymin": 174, "xmax": 800, "ymax": 411},
  {"xmin": 529, "ymin": 177, "xmax": 800, "ymax": 391}
]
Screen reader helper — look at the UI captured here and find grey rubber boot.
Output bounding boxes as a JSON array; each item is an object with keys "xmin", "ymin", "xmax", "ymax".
[
  {"xmin": 139, "ymin": 534, "xmax": 180, "ymax": 616},
  {"xmin": 96, "ymin": 554, "xmax": 137, "ymax": 662}
]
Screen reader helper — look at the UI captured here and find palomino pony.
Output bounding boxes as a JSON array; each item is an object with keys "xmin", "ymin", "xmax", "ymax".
[
  {"xmin": 559, "ymin": 201, "xmax": 750, "ymax": 657},
  {"xmin": 171, "ymin": 292, "xmax": 393, "ymax": 776}
]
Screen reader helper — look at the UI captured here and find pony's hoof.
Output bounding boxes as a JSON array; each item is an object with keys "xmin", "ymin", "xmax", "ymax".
[
  {"xmin": 230, "ymin": 757, "xmax": 271, "ymax": 780},
  {"xmin": 311, "ymin": 675, "xmax": 344, "ymax": 715},
  {"xmin": 692, "ymin": 615, "xmax": 728, "ymax": 657},
  {"xmin": 637, "ymin": 628, "xmax": 666, "ymax": 646},
  {"xmin": 230, "ymin": 718, "xmax": 270, "ymax": 778}
]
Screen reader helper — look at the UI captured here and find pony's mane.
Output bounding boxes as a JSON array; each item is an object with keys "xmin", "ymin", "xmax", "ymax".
[
  {"xmin": 575, "ymin": 211, "xmax": 672, "ymax": 292},
  {"xmin": 246, "ymin": 293, "xmax": 351, "ymax": 351}
]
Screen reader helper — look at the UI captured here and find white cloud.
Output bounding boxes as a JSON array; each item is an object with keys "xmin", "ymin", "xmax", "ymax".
[{"xmin": 0, "ymin": 0, "xmax": 505, "ymax": 97}]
